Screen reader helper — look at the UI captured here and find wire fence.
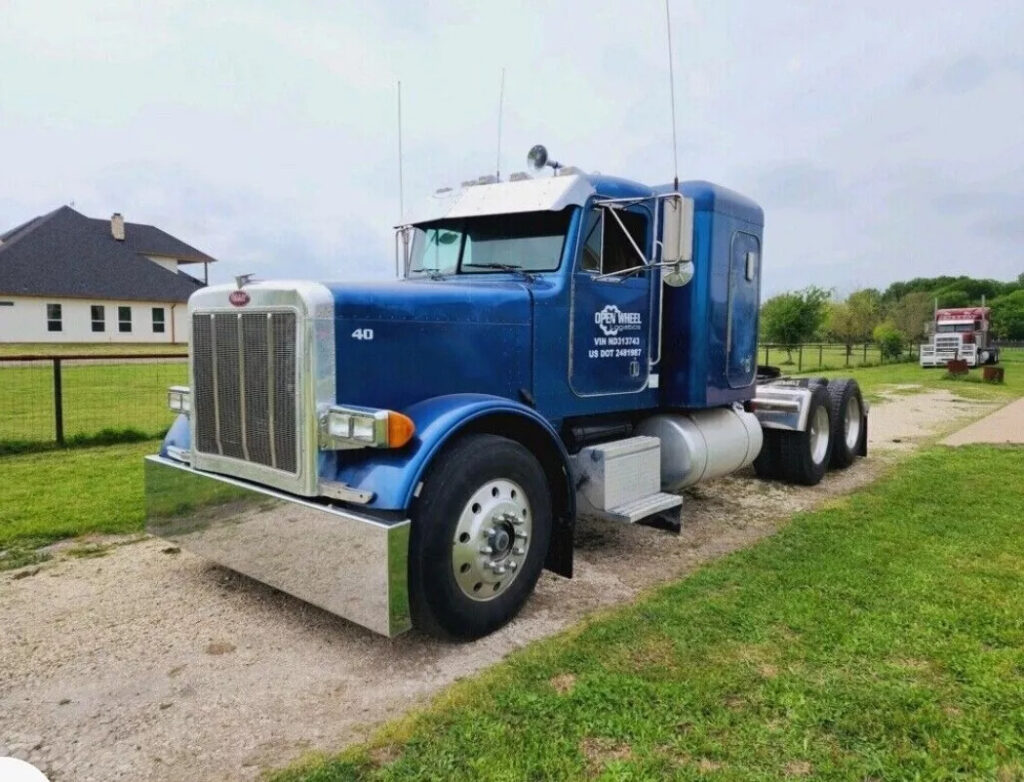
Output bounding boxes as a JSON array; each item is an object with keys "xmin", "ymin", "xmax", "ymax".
[
  {"xmin": 0, "ymin": 353, "xmax": 187, "ymax": 454},
  {"xmin": 1, "ymin": 343, "xmax": 1017, "ymax": 455},
  {"xmin": 759, "ymin": 342, "xmax": 920, "ymax": 373}
]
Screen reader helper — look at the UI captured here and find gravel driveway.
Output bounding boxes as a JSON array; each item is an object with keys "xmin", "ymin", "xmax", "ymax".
[{"xmin": 0, "ymin": 389, "xmax": 995, "ymax": 781}]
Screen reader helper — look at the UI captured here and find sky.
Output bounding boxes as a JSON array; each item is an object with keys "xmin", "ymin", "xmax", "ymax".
[{"xmin": 2, "ymin": 0, "xmax": 1022, "ymax": 297}]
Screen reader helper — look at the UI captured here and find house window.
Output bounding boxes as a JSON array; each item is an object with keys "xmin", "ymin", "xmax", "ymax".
[
  {"xmin": 118, "ymin": 306, "xmax": 132, "ymax": 333},
  {"xmin": 152, "ymin": 307, "xmax": 166, "ymax": 333},
  {"xmin": 91, "ymin": 305, "xmax": 106, "ymax": 333},
  {"xmin": 0, "ymin": 301, "xmax": 13, "ymax": 306},
  {"xmin": 47, "ymin": 303, "xmax": 62, "ymax": 332}
]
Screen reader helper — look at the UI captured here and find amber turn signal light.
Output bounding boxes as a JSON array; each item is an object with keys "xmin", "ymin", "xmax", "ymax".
[{"xmin": 387, "ymin": 412, "xmax": 415, "ymax": 448}]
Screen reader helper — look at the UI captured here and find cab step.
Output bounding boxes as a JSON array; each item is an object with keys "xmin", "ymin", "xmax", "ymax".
[{"xmin": 602, "ymin": 492, "xmax": 682, "ymax": 524}]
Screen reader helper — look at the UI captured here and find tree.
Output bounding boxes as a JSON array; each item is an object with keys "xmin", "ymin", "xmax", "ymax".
[
  {"xmin": 826, "ymin": 289, "xmax": 881, "ymax": 357},
  {"xmin": 873, "ymin": 321, "xmax": 904, "ymax": 360},
  {"xmin": 989, "ymin": 290, "xmax": 1024, "ymax": 340},
  {"xmin": 889, "ymin": 291, "xmax": 934, "ymax": 345},
  {"xmin": 760, "ymin": 286, "xmax": 831, "ymax": 362},
  {"xmin": 937, "ymin": 290, "xmax": 970, "ymax": 309}
]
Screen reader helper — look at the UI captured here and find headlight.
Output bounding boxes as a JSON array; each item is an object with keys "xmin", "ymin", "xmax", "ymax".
[
  {"xmin": 167, "ymin": 385, "xmax": 191, "ymax": 414},
  {"xmin": 319, "ymin": 406, "xmax": 415, "ymax": 449}
]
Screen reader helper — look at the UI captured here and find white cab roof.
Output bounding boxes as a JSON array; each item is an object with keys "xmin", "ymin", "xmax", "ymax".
[{"xmin": 405, "ymin": 175, "xmax": 595, "ymax": 225}]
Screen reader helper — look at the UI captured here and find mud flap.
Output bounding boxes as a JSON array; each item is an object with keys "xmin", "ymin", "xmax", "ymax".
[{"xmin": 544, "ymin": 513, "xmax": 574, "ymax": 578}]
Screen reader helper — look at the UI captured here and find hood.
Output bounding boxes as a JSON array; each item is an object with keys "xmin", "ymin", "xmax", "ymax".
[
  {"xmin": 323, "ymin": 278, "xmax": 532, "ymax": 324},
  {"xmin": 324, "ymin": 278, "xmax": 534, "ymax": 411}
]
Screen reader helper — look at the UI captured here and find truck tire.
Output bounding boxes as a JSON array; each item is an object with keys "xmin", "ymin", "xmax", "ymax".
[
  {"xmin": 776, "ymin": 384, "xmax": 833, "ymax": 486},
  {"xmin": 408, "ymin": 433, "xmax": 552, "ymax": 641},
  {"xmin": 826, "ymin": 379, "xmax": 865, "ymax": 469}
]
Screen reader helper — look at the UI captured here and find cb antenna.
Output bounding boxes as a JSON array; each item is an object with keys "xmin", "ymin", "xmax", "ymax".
[
  {"xmin": 665, "ymin": 0, "xmax": 680, "ymax": 191},
  {"xmin": 397, "ymin": 80, "xmax": 405, "ymax": 221},
  {"xmin": 496, "ymin": 68, "xmax": 506, "ymax": 182}
]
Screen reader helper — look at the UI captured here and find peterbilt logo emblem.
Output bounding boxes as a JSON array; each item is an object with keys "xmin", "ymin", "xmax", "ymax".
[
  {"xmin": 594, "ymin": 304, "xmax": 642, "ymax": 337},
  {"xmin": 229, "ymin": 290, "xmax": 251, "ymax": 307}
]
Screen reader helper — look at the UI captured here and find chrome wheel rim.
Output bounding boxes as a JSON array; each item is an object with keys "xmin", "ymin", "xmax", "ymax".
[
  {"xmin": 844, "ymin": 395, "xmax": 862, "ymax": 451},
  {"xmin": 451, "ymin": 478, "xmax": 532, "ymax": 601},
  {"xmin": 809, "ymin": 405, "xmax": 830, "ymax": 465}
]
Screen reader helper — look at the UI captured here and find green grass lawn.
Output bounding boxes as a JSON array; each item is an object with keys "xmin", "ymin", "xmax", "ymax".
[
  {"xmin": 760, "ymin": 343, "xmax": 900, "ymax": 373},
  {"xmin": 0, "ymin": 360, "xmax": 186, "ymax": 449},
  {"xmin": 792, "ymin": 346, "xmax": 1024, "ymax": 403},
  {"xmin": 274, "ymin": 445, "xmax": 1024, "ymax": 781},
  {"xmin": 0, "ymin": 439, "xmax": 158, "ymax": 569},
  {"xmin": 0, "ymin": 342, "xmax": 186, "ymax": 357}
]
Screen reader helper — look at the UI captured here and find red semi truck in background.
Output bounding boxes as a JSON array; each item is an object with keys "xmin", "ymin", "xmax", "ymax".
[{"xmin": 919, "ymin": 306, "xmax": 1000, "ymax": 368}]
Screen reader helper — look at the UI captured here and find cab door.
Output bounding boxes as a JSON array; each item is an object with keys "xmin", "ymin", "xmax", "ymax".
[
  {"xmin": 726, "ymin": 231, "xmax": 761, "ymax": 388},
  {"xmin": 570, "ymin": 205, "xmax": 652, "ymax": 396}
]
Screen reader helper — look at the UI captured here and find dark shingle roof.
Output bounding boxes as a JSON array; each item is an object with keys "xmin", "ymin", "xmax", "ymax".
[
  {"xmin": 84, "ymin": 217, "xmax": 215, "ymax": 263},
  {"xmin": 0, "ymin": 206, "xmax": 216, "ymax": 302}
]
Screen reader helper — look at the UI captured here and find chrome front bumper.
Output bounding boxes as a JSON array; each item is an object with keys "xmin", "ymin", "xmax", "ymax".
[{"xmin": 144, "ymin": 455, "xmax": 411, "ymax": 636}]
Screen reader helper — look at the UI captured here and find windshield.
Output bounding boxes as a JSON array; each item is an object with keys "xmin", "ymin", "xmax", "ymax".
[
  {"xmin": 937, "ymin": 323, "xmax": 977, "ymax": 333},
  {"xmin": 409, "ymin": 209, "xmax": 571, "ymax": 276}
]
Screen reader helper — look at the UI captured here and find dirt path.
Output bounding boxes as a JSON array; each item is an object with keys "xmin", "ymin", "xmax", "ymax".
[
  {"xmin": 941, "ymin": 396, "xmax": 1024, "ymax": 445},
  {"xmin": 0, "ymin": 390, "xmax": 997, "ymax": 782}
]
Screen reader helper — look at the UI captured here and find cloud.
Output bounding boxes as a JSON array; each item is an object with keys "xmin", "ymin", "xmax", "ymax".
[
  {"xmin": 1, "ymin": 0, "xmax": 1023, "ymax": 300},
  {"xmin": 752, "ymin": 162, "xmax": 841, "ymax": 211},
  {"xmin": 911, "ymin": 55, "xmax": 992, "ymax": 94}
]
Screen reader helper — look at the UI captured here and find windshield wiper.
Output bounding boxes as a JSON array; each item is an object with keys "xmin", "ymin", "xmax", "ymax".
[
  {"xmin": 410, "ymin": 268, "xmax": 448, "ymax": 280},
  {"xmin": 462, "ymin": 263, "xmax": 536, "ymax": 281}
]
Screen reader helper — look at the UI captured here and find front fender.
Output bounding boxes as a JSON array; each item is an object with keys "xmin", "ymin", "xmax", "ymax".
[
  {"xmin": 159, "ymin": 413, "xmax": 191, "ymax": 457},
  {"xmin": 330, "ymin": 393, "xmax": 571, "ymax": 513}
]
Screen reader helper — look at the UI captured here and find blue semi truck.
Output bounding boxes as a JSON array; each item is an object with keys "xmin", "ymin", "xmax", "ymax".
[{"xmin": 145, "ymin": 148, "xmax": 867, "ymax": 640}]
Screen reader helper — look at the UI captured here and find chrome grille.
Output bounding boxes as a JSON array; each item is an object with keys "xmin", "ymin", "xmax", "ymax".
[{"xmin": 193, "ymin": 311, "xmax": 298, "ymax": 474}]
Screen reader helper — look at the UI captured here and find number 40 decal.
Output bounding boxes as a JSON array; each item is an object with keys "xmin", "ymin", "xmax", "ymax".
[{"xmin": 351, "ymin": 328, "xmax": 374, "ymax": 341}]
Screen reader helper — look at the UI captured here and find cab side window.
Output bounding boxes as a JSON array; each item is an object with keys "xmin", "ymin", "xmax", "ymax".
[
  {"xmin": 581, "ymin": 210, "xmax": 602, "ymax": 272},
  {"xmin": 579, "ymin": 207, "xmax": 648, "ymax": 276}
]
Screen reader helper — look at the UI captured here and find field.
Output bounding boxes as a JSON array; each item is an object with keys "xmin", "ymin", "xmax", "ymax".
[
  {"xmin": 759, "ymin": 342, "xmax": 914, "ymax": 372},
  {"xmin": 275, "ymin": 445, "xmax": 1024, "ymax": 781},
  {"xmin": 0, "ymin": 359, "xmax": 186, "ymax": 449},
  {"xmin": 0, "ymin": 439, "xmax": 158, "ymax": 570},
  {"xmin": 796, "ymin": 346, "xmax": 1024, "ymax": 402}
]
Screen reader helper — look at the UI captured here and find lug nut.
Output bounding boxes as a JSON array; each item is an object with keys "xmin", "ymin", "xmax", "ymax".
[
  {"xmin": 479, "ymin": 546, "xmax": 493, "ymax": 555},
  {"xmin": 507, "ymin": 561, "xmax": 517, "ymax": 570},
  {"xmin": 513, "ymin": 546, "xmax": 525, "ymax": 556},
  {"xmin": 515, "ymin": 531, "xmax": 527, "ymax": 540}
]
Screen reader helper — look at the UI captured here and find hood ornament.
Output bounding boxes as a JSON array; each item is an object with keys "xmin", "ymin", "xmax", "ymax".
[{"xmin": 234, "ymin": 273, "xmax": 256, "ymax": 289}]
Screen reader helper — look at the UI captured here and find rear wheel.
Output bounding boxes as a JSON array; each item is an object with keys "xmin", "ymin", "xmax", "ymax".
[
  {"xmin": 776, "ymin": 384, "xmax": 833, "ymax": 486},
  {"xmin": 408, "ymin": 434, "xmax": 551, "ymax": 641},
  {"xmin": 826, "ymin": 379, "xmax": 865, "ymax": 469}
]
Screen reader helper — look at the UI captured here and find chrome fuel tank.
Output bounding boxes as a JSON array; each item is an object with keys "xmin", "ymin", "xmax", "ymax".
[{"xmin": 635, "ymin": 407, "xmax": 762, "ymax": 491}]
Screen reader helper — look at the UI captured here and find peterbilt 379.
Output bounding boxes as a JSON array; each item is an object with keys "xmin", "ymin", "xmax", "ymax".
[{"xmin": 145, "ymin": 150, "xmax": 868, "ymax": 640}]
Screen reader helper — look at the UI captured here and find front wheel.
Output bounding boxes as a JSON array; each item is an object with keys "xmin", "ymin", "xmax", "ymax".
[{"xmin": 408, "ymin": 434, "xmax": 552, "ymax": 641}]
